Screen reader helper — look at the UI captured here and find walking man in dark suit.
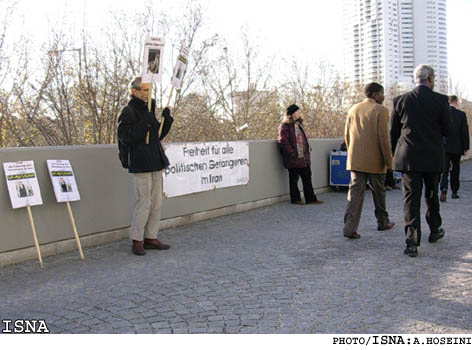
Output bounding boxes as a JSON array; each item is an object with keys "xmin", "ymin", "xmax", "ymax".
[
  {"xmin": 390, "ymin": 64, "xmax": 453, "ymax": 257},
  {"xmin": 440, "ymin": 95, "xmax": 470, "ymax": 202}
]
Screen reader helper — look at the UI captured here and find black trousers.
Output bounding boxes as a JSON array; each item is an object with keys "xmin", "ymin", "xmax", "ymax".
[
  {"xmin": 288, "ymin": 166, "xmax": 318, "ymax": 203},
  {"xmin": 440, "ymin": 153, "xmax": 461, "ymax": 194},
  {"xmin": 402, "ymin": 172, "xmax": 442, "ymax": 247},
  {"xmin": 385, "ymin": 169, "xmax": 396, "ymax": 187}
]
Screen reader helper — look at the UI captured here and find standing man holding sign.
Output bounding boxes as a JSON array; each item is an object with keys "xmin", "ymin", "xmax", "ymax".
[{"xmin": 118, "ymin": 76, "xmax": 173, "ymax": 256}]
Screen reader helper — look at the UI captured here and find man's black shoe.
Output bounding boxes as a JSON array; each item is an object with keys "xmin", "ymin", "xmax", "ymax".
[
  {"xmin": 440, "ymin": 192, "xmax": 447, "ymax": 202},
  {"xmin": 452, "ymin": 193, "xmax": 460, "ymax": 199},
  {"xmin": 404, "ymin": 245, "xmax": 418, "ymax": 257},
  {"xmin": 378, "ymin": 221, "xmax": 395, "ymax": 231},
  {"xmin": 428, "ymin": 228, "xmax": 445, "ymax": 243}
]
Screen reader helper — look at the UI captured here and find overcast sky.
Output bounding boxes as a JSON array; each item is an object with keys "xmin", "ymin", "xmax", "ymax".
[{"xmin": 5, "ymin": 0, "xmax": 472, "ymax": 99}]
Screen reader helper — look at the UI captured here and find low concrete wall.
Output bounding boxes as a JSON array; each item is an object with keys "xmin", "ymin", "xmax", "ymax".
[{"xmin": 0, "ymin": 139, "xmax": 342, "ymax": 265}]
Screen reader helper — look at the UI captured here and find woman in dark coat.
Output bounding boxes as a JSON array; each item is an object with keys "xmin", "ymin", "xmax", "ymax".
[{"xmin": 278, "ymin": 104, "xmax": 323, "ymax": 205}]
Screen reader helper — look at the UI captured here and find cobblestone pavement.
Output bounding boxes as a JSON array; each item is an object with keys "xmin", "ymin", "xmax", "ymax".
[{"xmin": 1, "ymin": 162, "xmax": 472, "ymax": 334}]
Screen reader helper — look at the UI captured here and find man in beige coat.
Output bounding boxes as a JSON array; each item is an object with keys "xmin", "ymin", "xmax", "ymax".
[{"xmin": 343, "ymin": 83, "xmax": 395, "ymax": 239}]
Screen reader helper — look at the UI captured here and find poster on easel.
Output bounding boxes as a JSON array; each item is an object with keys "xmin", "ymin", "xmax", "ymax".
[
  {"xmin": 3, "ymin": 161, "xmax": 43, "ymax": 209},
  {"xmin": 171, "ymin": 44, "xmax": 189, "ymax": 89},
  {"xmin": 142, "ymin": 36, "xmax": 165, "ymax": 83},
  {"xmin": 46, "ymin": 160, "xmax": 80, "ymax": 202}
]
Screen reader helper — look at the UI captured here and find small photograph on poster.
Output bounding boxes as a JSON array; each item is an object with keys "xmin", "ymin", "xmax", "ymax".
[
  {"xmin": 47, "ymin": 160, "xmax": 81, "ymax": 203},
  {"xmin": 16, "ymin": 181, "xmax": 34, "ymax": 198},
  {"xmin": 176, "ymin": 66, "xmax": 182, "ymax": 80},
  {"xmin": 3, "ymin": 160, "xmax": 43, "ymax": 209},
  {"xmin": 59, "ymin": 178, "xmax": 73, "ymax": 193},
  {"xmin": 147, "ymin": 49, "xmax": 161, "ymax": 74}
]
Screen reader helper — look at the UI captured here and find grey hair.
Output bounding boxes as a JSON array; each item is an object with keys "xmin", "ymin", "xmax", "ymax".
[
  {"xmin": 414, "ymin": 64, "xmax": 434, "ymax": 84},
  {"xmin": 128, "ymin": 76, "xmax": 142, "ymax": 92}
]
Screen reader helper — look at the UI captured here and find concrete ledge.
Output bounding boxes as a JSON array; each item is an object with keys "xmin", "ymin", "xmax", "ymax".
[
  {"xmin": 0, "ymin": 228, "xmax": 129, "ymax": 267},
  {"xmin": 0, "ymin": 187, "xmax": 331, "ymax": 267}
]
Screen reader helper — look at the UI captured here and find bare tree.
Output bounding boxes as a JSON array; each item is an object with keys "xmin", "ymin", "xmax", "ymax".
[
  {"xmin": 0, "ymin": 0, "xmax": 15, "ymax": 147},
  {"xmin": 280, "ymin": 60, "xmax": 350, "ymax": 138},
  {"xmin": 199, "ymin": 32, "xmax": 281, "ymax": 141}
]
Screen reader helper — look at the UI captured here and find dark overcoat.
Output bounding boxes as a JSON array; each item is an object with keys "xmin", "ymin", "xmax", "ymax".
[
  {"xmin": 117, "ymin": 96, "xmax": 173, "ymax": 173},
  {"xmin": 443, "ymin": 106, "xmax": 469, "ymax": 155},
  {"xmin": 390, "ymin": 85, "xmax": 453, "ymax": 173}
]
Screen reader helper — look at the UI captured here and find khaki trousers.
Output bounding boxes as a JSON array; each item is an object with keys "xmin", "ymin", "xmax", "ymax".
[
  {"xmin": 343, "ymin": 171, "xmax": 389, "ymax": 235},
  {"xmin": 129, "ymin": 170, "xmax": 163, "ymax": 241}
]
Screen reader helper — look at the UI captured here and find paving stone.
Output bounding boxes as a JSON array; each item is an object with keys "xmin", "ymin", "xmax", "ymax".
[
  {"xmin": 154, "ymin": 328, "xmax": 172, "ymax": 334},
  {"xmin": 207, "ymin": 327, "xmax": 224, "ymax": 333},
  {"xmin": 208, "ymin": 321, "xmax": 225, "ymax": 328},
  {"xmin": 189, "ymin": 327, "xmax": 208, "ymax": 334},
  {"xmin": 150, "ymin": 321, "xmax": 170, "ymax": 329},
  {"xmin": 172, "ymin": 328, "xmax": 189, "ymax": 334},
  {"xmin": 224, "ymin": 327, "xmax": 242, "ymax": 333},
  {"xmin": 135, "ymin": 328, "xmax": 154, "ymax": 334},
  {"xmin": 111, "ymin": 320, "xmax": 132, "ymax": 329}
]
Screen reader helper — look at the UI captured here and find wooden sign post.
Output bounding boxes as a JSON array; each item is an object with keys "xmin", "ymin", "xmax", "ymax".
[
  {"xmin": 26, "ymin": 205, "xmax": 44, "ymax": 268},
  {"xmin": 148, "ymin": 83, "xmax": 153, "ymax": 112},
  {"xmin": 66, "ymin": 201, "xmax": 84, "ymax": 260}
]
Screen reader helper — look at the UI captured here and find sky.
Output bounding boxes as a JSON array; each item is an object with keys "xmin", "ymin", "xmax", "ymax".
[{"xmin": 3, "ymin": 0, "xmax": 472, "ymax": 99}]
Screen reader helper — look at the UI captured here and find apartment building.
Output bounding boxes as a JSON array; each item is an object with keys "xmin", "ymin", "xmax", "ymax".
[{"xmin": 343, "ymin": 0, "xmax": 448, "ymax": 92}]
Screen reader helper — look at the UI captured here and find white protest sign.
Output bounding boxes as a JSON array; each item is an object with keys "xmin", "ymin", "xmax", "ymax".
[
  {"xmin": 142, "ymin": 36, "xmax": 165, "ymax": 83},
  {"xmin": 171, "ymin": 45, "xmax": 189, "ymax": 89},
  {"xmin": 47, "ymin": 160, "xmax": 81, "ymax": 203},
  {"xmin": 3, "ymin": 160, "xmax": 43, "ymax": 209},
  {"xmin": 163, "ymin": 141, "xmax": 249, "ymax": 198}
]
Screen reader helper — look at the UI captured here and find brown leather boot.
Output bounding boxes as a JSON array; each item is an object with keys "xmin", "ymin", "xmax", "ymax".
[
  {"xmin": 132, "ymin": 240, "xmax": 146, "ymax": 255},
  {"xmin": 143, "ymin": 238, "xmax": 170, "ymax": 250}
]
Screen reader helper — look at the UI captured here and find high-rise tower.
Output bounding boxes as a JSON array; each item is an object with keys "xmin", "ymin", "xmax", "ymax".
[{"xmin": 343, "ymin": 0, "xmax": 448, "ymax": 92}]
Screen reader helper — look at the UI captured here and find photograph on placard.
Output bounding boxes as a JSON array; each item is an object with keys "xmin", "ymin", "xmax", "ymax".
[
  {"xmin": 16, "ymin": 181, "xmax": 35, "ymax": 198},
  {"xmin": 59, "ymin": 178, "xmax": 73, "ymax": 193},
  {"xmin": 147, "ymin": 49, "xmax": 160, "ymax": 74},
  {"xmin": 171, "ymin": 45, "xmax": 189, "ymax": 89},
  {"xmin": 46, "ymin": 160, "xmax": 81, "ymax": 203},
  {"xmin": 176, "ymin": 66, "xmax": 182, "ymax": 80},
  {"xmin": 142, "ymin": 37, "xmax": 165, "ymax": 83},
  {"xmin": 3, "ymin": 161, "xmax": 43, "ymax": 209}
]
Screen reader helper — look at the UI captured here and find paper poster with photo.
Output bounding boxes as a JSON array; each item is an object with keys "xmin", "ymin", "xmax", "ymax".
[
  {"xmin": 142, "ymin": 36, "xmax": 165, "ymax": 83},
  {"xmin": 47, "ymin": 160, "xmax": 81, "ymax": 203},
  {"xmin": 171, "ymin": 45, "xmax": 189, "ymax": 89},
  {"xmin": 3, "ymin": 160, "xmax": 43, "ymax": 209}
]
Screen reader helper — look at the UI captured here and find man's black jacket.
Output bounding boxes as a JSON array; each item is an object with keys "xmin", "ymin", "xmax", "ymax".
[
  {"xmin": 443, "ymin": 106, "xmax": 469, "ymax": 155},
  {"xmin": 117, "ymin": 96, "xmax": 173, "ymax": 173},
  {"xmin": 390, "ymin": 85, "xmax": 453, "ymax": 173}
]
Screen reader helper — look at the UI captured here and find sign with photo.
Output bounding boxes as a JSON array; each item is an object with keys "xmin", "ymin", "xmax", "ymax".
[
  {"xmin": 47, "ymin": 160, "xmax": 81, "ymax": 202},
  {"xmin": 3, "ymin": 160, "xmax": 43, "ymax": 209},
  {"xmin": 142, "ymin": 36, "xmax": 165, "ymax": 83},
  {"xmin": 163, "ymin": 141, "xmax": 250, "ymax": 198},
  {"xmin": 171, "ymin": 45, "xmax": 189, "ymax": 89}
]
